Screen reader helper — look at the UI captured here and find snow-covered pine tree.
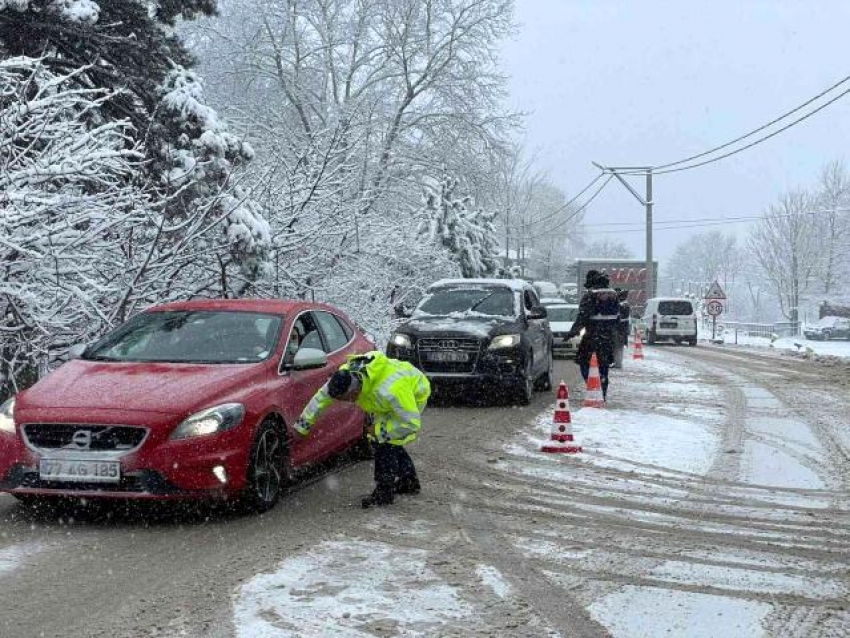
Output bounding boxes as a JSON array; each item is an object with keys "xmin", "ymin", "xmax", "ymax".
[
  {"xmin": 418, "ymin": 173, "xmax": 503, "ymax": 279},
  {"xmin": 0, "ymin": 0, "xmax": 270, "ymax": 291}
]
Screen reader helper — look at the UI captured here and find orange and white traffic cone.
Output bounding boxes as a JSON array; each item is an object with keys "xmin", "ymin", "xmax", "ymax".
[
  {"xmin": 632, "ymin": 330, "xmax": 645, "ymax": 360},
  {"xmin": 583, "ymin": 353, "xmax": 605, "ymax": 408},
  {"xmin": 541, "ymin": 382, "xmax": 582, "ymax": 453}
]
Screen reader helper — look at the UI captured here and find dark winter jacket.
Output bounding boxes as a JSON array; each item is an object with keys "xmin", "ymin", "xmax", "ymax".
[
  {"xmin": 617, "ymin": 301, "xmax": 631, "ymax": 346},
  {"xmin": 566, "ymin": 288, "xmax": 620, "ymax": 366}
]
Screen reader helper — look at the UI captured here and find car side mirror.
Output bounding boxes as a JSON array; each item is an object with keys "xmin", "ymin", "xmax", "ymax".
[
  {"xmin": 393, "ymin": 303, "xmax": 411, "ymax": 319},
  {"xmin": 292, "ymin": 347, "xmax": 328, "ymax": 371},
  {"xmin": 68, "ymin": 344, "xmax": 88, "ymax": 359},
  {"xmin": 528, "ymin": 306, "xmax": 547, "ymax": 320}
]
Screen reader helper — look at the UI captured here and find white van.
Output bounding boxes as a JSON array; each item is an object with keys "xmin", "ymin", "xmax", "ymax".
[{"xmin": 640, "ymin": 297, "xmax": 698, "ymax": 346}]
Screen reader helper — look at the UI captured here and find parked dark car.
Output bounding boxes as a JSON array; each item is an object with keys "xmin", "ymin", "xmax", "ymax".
[
  {"xmin": 803, "ymin": 316, "xmax": 850, "ymax": 340},
  {"xmin": 386, "ymin": 279, "xmax": 553, "ymax": 404}
]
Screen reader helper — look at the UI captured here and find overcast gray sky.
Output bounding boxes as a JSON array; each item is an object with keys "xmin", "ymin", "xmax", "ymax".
[{"xmin": 501, "ymin": 1, "xmax": 850, "ymax": 264}]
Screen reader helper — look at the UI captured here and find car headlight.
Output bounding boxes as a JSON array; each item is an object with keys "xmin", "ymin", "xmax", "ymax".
[
  {"xmin": 390, "ymin": 333, "xmax": 412, "ymax": 349},
  {"xmin": 170, "ymin": 403, "xmax": 245, "ymax": 440},
  {"xmin": 489, "ymin": 334, "xmax": 521, "ymax": 349},
  {"xmin": 579, "ymin": 328, "xmax": 586, "ymax": 337},
  {"xmin": 0, "ymin": 397, "xmax": 15, "ymax": 434}
]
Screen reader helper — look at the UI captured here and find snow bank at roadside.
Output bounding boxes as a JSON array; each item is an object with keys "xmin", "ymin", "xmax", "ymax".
[{"xmin": 721, "ymin": 333, "xmax": 850, "ymax": 359}]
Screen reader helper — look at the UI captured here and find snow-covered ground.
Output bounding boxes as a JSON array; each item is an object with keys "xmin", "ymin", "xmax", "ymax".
[
  {"xmin": 228, "ymin": 347, "xmax": 846, "ymax": 638},
  {"xmin": 718, "ymin": 333, "xmax": 850, "ymax": 359}
]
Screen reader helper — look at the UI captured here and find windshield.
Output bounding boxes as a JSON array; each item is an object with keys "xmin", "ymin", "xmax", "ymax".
[
  {"xmin": 547, "ymin": 306, "xmax": 579, "ymax": 322},
  {"xmin": 658, "ymin": 301, "xmax": 693, "ymax": 315},
  {"xmin": 84, "ymin": 310, "xmax": 284, "ymax": 364},
  {"xmin": 414, "ymin": 288, "xmax": 516, "ymax": 317}
]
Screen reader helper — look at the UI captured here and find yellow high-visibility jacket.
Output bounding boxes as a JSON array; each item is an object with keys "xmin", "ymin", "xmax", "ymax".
[{"xmin": 296, "ymin": 351, "xmax": 430, "ymax": 445}]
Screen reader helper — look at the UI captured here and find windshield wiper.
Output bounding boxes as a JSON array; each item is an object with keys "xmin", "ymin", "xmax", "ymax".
[
  {"xmin": 469, "ymin": 292, "xmax": 495, "ymax": 313},
  {"xmin": 82, "ymin": 354, "xmax": 119, "ymax": 361}
]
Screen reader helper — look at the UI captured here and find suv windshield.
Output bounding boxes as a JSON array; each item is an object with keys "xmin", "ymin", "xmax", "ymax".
[
  {"xmin": 414, "ymin": 288, "xmax": 516, "ymax": 317},
  {"xmin": 84, "ymin": 310, "xmax": 283, "ymax": 364},
  {"xmin": 658, "ymin": 300, "xmax": 693, "ymax": 315}
]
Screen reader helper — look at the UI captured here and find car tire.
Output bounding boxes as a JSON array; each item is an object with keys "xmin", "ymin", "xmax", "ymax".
[
  {"xmin": 688, "ymin": 337, "xmax": 697, "ymax": 346},
  {"xmin": 535, "ymin": 351, "xmax": 554, "ymax": 392},
  {"xmin": 241, "ymin": 419, "xmax": 290, "ymax": 514},
  {"xmin": 514, "ymin": 357, "xmax": 534, "ymax": 406},
  {"xmin": 822, "ymin": 331, "xmax": 832, "ymax": 341}
]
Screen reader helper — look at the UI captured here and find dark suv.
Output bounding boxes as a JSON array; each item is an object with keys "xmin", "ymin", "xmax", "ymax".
[{"xmin": 386, "ymin": 279, "xmax": 553, "ymax": 404}]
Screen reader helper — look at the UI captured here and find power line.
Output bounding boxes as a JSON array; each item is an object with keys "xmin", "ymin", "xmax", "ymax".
[
  {"xmin": 646, "ymin": 72, "xmax": 850, "ymax": 172},
  {"xmin": 513, "ymin": 175, "xmax": 613, "ymax": 241},
  {"xmin": 524, "ymin": 206, "xmax": 850, "ymax": 238},
  {"xmin": 611, "ymin": 81, "xmax": 850, "ymax": 177},
  {"xmin": 654, "ymin": 85, "xmax": 850, "ymax": 175},
  {"xmin": 513, "ymin": 171, "xmax": 604, "ymax": 229},
  {"xmin": 583, "ymin": 206, "xmax": 850, "ymax": 229}
]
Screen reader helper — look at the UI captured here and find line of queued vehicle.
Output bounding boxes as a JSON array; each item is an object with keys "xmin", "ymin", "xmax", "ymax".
[{"xmin": 0, "ymin": 279, "xmax": 702, "ymax": 514}]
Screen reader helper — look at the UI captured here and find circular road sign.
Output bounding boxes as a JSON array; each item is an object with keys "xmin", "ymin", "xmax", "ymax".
[{"xmin": 706, "ymin": 300, "xmax": 724, "ymax": 317}]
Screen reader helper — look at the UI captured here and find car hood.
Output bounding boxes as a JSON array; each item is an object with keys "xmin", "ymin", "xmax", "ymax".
[
  {"xmin": 549, "ymin": 321, "xmax": 574, "ymax": 332},
  {"xmin": 17, "ymin": 359, "xmax": 262, "ymax": 416},
  {"xmin": 403, "ymin": 314, "xmax": 517, "ymax": 338}
]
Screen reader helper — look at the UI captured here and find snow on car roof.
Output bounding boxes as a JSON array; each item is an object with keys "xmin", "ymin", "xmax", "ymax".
[{"xmin": 429, "ymin": 278, "xmax": 529, "ymax": 292}]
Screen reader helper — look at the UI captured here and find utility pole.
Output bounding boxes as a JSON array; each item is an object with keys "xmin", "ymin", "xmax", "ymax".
[
  {"xmin": 646, "ymin": 169, "xmax": 653, "ymax": 305},
  {"xmin": 591, "ymin": 163, "xmax": 655, "ymax": 307}
]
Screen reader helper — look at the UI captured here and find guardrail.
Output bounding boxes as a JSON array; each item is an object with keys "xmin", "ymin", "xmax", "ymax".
[{"xmin": 709, "ymin": 320, "xmax": 800, "ymax": 339}]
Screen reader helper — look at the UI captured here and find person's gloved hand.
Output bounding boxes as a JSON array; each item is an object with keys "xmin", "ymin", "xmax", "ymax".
[{"xmin": 294, "ymin": 418, "xmax": 310, "ymax": 437}]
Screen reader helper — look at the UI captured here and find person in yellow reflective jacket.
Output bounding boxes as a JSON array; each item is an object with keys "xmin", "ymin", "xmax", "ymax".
[{"xmin": 294, "ymin": 351, "xmax": 431, "ymax": 508}]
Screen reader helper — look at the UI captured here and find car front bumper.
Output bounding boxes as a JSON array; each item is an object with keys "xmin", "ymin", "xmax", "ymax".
[
  {"xmin": 387, "ymin": 344, "xmax": 527, "ymax": 386},
  {"xmin": 0, "ymin": 420, "xmax": 252, "ymax": 500}
]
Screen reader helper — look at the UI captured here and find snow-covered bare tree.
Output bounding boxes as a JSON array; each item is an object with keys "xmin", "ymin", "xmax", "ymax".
[
  {"xmin": 0, "ymin": 57, "xmax": 145, "ymax": 401},
  {"xmin": 813, "ymin": 160, "xmax": 850, "ymax": 296},
  {"xmin": 748, "ymin": 190, "xmax": 820, "ymax": 327},
  {"xmin": 665, "ymin": 231, "xmax": 741, "ymax": 291},
  {"xmin": 582, "ymin": 238, "xmax": 635, "ymax": 260},
  {"xmin": 184, "ymin": 0, "xmax": 516, "ymax": 307}
]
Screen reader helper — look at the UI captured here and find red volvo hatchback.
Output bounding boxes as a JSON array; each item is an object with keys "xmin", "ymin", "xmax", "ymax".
[{"xmin": 0, "ymin": 299, "xmax": 374, "ymax": 512}]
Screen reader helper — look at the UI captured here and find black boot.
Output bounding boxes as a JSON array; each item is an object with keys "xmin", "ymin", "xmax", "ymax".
[
  {"xmin": 395, "ymin": 477, "xmax": 421, "ymax": 495},
  {"xmin": 361, "ymin": 487, "xmax": 394, "ymax": 509}
]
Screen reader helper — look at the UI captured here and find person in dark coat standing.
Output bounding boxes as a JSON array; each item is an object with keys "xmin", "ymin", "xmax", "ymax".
[
  {"xmin": 612, "ymin": 289, "xmax": 631, "ymax": 369},
  {"xmin": 564, "ymin": 270, "xmax": 620, "ymax": 401}
]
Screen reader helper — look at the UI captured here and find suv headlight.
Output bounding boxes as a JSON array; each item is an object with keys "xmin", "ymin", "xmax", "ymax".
[
  {"xmin": 171, "ymin": 403, "xmax": 245, "ymax": 440},
  {"xmin": 489, "ymin": 334, "xmax": 521, "ymax": 349},
  {"xmin": 390, "ymin": 333, "xmax": 412, "ymax": 349},
  {"xmin": 0, "ymin": 397, "xmax": 15, "ymax": 434}
]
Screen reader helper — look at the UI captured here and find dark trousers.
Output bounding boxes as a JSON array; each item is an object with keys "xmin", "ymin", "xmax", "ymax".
[
  {"xmin": 579, "ymin": 361, "xmax": 610, "ymax": 399},
  {"xmin": 374, "ymin": 443, "xmax": 417, "ymax": 493}
]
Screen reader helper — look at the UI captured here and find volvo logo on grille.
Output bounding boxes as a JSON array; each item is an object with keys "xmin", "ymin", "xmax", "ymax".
[
  {"xmin": 438, "ymin": 340, "xmax": 458, "ymax": 349},
  {"xmin": 70, "ymin": 429, "xmax": 92, "ymax": 450}
]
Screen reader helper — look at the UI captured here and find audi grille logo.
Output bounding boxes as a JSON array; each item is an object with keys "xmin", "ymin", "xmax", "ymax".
[
  {"xmin": 71, "ymin": 429, "xmax": 92, "ymax": 450},
  {"xmin": 438, "ymin": 340, "xmax": 458, "ymax": 350}
]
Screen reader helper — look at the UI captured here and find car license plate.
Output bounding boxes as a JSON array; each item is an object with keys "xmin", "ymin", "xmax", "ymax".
[
  {"xmin": 428, "ymin": 351, "xmax": 469, "ymax": 362},
  {"xmin": 39, "ymin": 459, "xmax": 121, "ymax": 483},
  {"xmin": 660, "ymin": 322, "xmax": 676, "ymax": 328}
]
